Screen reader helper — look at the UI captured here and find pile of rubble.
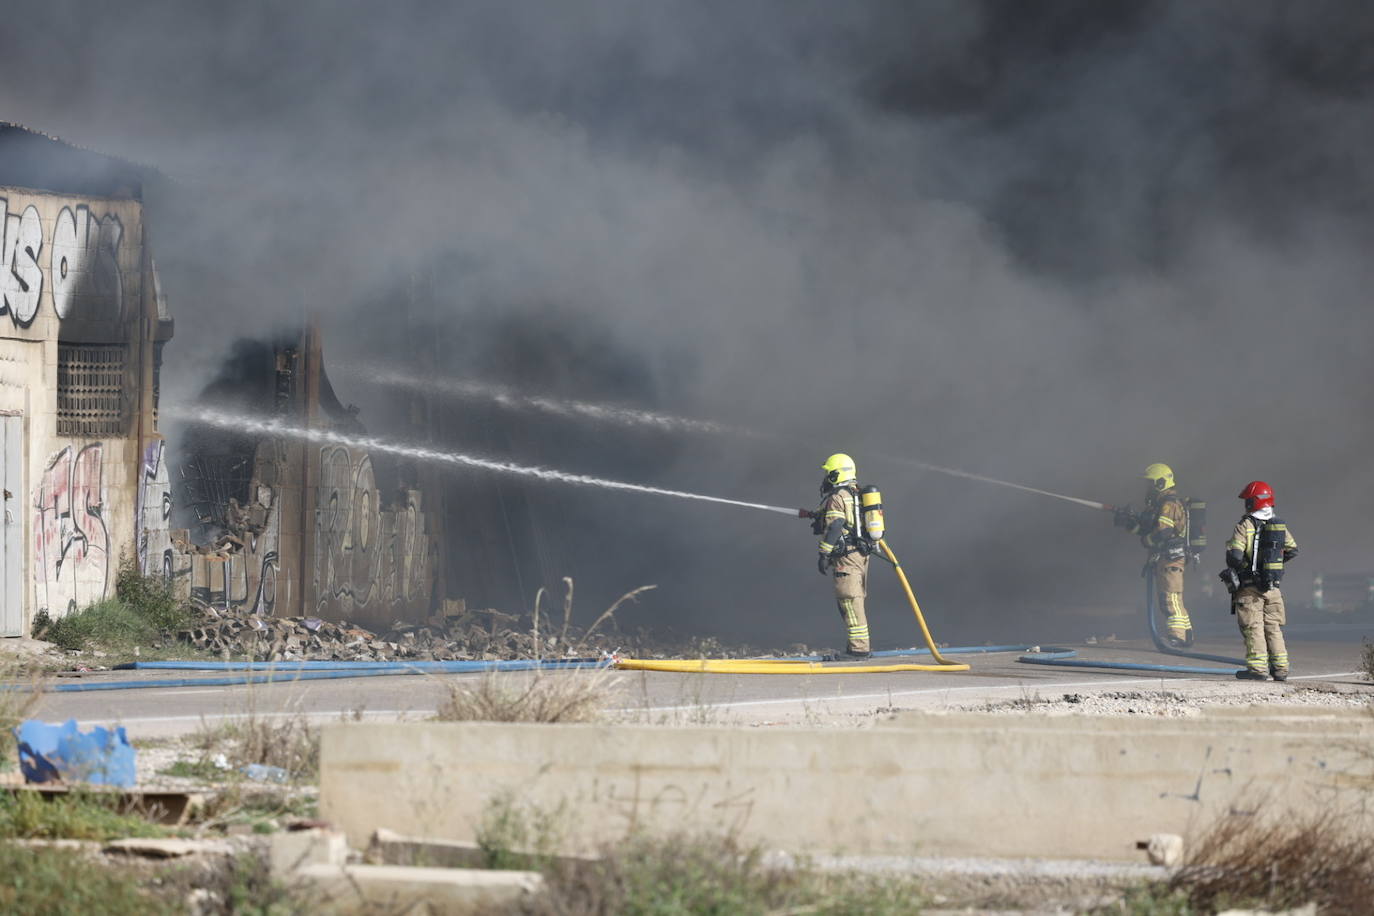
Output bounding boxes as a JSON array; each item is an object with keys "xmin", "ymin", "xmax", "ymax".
[
  {"xmin": 167, "ymin": 601, "xmax": 782, "ymax": 663},
  {"xmin": 171, "ymin": 603, "xmax": 646, "ymax": 663}
]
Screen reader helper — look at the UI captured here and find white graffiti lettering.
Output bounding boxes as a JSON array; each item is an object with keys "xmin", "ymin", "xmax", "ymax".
[
  {"xmin": 0, "ymin": 199, "xmax": 45, "ymax": 325},
  {"xmin": 0, "ymin": 197, "xmax": 125, "ymax": 328},
  {"xmin": 52, "ymin": 205, "xmax": 123, "ymax": 320}
]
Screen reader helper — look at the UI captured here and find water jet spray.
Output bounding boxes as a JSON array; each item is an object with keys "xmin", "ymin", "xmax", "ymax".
[
  {"xmin": 357, "ymin": 369, "xmax": 1111, "ymax": 512},
  {"xmin": 165, "ymin": 405, "xmax": 798, "ymax": 518}
]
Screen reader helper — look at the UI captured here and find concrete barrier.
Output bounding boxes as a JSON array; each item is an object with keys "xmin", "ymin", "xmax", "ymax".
[
  {"xmin": 320, "ymin": 711, "xmax": 1373, "ymax": 862},
  {"xmin": 293, "ymin": 864, "xmax": 543, "ymax": 914}
]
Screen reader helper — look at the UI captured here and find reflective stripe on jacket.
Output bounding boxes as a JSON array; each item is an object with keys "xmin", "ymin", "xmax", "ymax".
[
  {"xmin": 817, "ymin": 486, "xmax": 859, "ymax": 556},
  {"xmin": 1142, "ymin": 491, "xmax": 1187, "ymax": 552}
]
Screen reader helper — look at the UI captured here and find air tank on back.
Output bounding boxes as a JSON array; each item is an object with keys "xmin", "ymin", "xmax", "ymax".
[{"xmin": 860, "ymin": 485, "xmax": 885, "ymax": 543}]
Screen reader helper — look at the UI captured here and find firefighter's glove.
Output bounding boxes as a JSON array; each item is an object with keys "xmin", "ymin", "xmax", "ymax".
[
  {"xmin": 1218, "ymin": 567, "xmax": 1241, "ymax": 596},
  {"xmin": 1111, "ymin": 507, "xmax": 1136, "ymax": 530},
  {"xmin": 817, "ymin": 555, "xmax": 830, "ymax": 576}
]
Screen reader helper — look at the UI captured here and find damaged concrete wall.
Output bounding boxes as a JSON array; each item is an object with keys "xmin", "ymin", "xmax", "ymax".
[{"xmin": 177, "ymin": 341, "xmax": 437, "ymax": 628}]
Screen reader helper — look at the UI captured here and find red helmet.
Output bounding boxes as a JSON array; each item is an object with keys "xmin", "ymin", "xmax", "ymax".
[{"xmin": 1238, "ymin": 480, "xmax": 1274, "ymax": 512}]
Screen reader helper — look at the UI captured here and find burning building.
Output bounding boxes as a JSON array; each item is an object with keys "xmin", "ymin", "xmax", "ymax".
[
  {"xmin": 0, "ymin": 123, "xmax": 441, "ymax": 637},
  {"xmin": 174, "ymin": 326, "xmax": 440, "ymax": 628}
]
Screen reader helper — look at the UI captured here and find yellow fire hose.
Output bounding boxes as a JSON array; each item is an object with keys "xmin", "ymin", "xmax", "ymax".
[
  {"xmin": 615, "ymin": 541, "xmax": 970, "ymax": 674},
  {"xmin": 615, "ymin": 658, "xmax": 962, "ymax": 674}
]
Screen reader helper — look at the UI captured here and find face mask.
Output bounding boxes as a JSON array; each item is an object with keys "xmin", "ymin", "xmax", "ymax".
[{"xmin": 1249, "ymin": 506, "xmax": 1275, "ymax": 521}]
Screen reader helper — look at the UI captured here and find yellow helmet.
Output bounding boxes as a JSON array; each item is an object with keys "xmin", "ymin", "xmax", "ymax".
[
  {"xmin": 1141, "ymin": 462, "xmax": 1175, "ymax": 492},
  {"xmin": 821, "ymin": 453, "xmax": 857, "ymax": 487}
]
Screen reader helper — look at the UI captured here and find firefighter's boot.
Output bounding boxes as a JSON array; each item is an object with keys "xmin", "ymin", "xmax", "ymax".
[{"xmin": 1160, "ymin": 591, "xmax": 1192, "ymax": 647}]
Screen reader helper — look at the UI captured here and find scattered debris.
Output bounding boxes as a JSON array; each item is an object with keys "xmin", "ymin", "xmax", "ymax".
[
  {"xmin": 971, "ymin": 687, "xmax": 1374, "ymax": 718},
  {"xmin": 15, "ymin": 719, "xmax": 137, "ymax": 787},
  {"xmin": 170, "ymin": 603, "xmax": 765, "ymax": 663},
  {"xmin": 242, "ymin": 764, "xmax": 290, "ymax": 784},
  {"xmin": 1139, "ymin": 833, "xmax": 1184, "ymax": 867},
  {"xmin": 103, "ymin": 837, "xmax": 232, "ymax": 859}
]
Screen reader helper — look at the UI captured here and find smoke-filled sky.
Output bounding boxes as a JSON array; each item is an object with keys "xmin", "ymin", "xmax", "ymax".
[{"xmin": 4, "ymin": 1, "xmax": 1372, "ymax": 644}]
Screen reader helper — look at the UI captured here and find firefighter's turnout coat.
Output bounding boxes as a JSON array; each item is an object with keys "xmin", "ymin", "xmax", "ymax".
[{"xmin": 817, "ymin": 485, "xmax": 870, "ymax": 655}]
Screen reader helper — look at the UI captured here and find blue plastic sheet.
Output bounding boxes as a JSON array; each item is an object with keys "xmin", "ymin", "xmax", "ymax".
[{"xmin": 14, "ymin": 719, "xmax": 137, "ymax": 787}]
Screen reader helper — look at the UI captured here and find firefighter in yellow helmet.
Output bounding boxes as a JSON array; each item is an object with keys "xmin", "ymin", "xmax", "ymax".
[
  {"xmin": 1112, "ymin": 463, "xmax": 1194, "ymax": 647},
  {"xmin": 812, "ymin": 453, "xmax": 871, "ymax": 658}
]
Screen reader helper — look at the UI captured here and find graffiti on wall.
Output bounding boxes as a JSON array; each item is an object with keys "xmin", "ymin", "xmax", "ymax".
[
  {"xmin": 53, "ymin": 205, "xmax": 124, "ymax": 321},
  {"xmin": 34, "ymin": 444, "xmax": 108, "ymax": 617},
  {"xmin": 1, "ymin": 197, "xmax": 125, "ymax": 328},
  {"xmin": 136, "ymin": 439, "xmax": 174, "ymax": 580},
  {"xmin": 315, "ymin": 446, "xmax": 432, "ymax": 616},
  {"xmin": 1, "ymin": 201, "xmax": 43, "ymax": 325}
]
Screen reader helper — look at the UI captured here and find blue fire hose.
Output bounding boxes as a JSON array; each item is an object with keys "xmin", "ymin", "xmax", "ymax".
[
  {"xmin": 1012, "ymin": 574, "xmax": 1242, "ymax": 675},
  {"xmin": 36, "ymin": 657, "xmax": 609, "ymax": 692},
  {"xmin": 18, "ymin": 573, "xmax": 1250, "ymax": 692}
]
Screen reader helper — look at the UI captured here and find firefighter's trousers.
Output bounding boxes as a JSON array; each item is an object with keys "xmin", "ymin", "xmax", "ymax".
[
  {"xmin": 832, "ymin": 550, "xmax": 870, "ymax": 654},
  {"xmin": 1233, "ymin": 585, "xmax": 1288, "ymax": 675},
  {"xmin": 1151, "ymin": 559, "xmax": 1192, "ymax": 638}
]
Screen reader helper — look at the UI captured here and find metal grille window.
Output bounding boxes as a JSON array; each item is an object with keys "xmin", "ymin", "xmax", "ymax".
[{"xmin": 57, "ymin": 344, "xmax": 128, "ymax": 438}]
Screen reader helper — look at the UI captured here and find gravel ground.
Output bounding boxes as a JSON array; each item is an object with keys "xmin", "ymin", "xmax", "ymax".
[
  {"xmin": 763, "ymin": 852, "xmax": 1169, "ymax": 913},
  {"xmin": 968, "ymin": 683, "xmax": 1374, "ymax": 717}
]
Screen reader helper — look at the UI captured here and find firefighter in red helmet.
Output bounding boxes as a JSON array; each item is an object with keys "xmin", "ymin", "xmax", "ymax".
[{"xmin": 1221, "ymin": 481, "xmax": 1298, "ymax": 681}]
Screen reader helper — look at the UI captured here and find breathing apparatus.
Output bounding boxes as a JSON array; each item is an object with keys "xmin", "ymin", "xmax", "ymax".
[
  {"xmin": 802, "ymin": 454, "xmax": 887, "ymax": 556},
  {"xmin": 860, "ymin": 485, "xmax": 885, "ymax": 543},
  {"xmin": 1186, "ymin": 498, "xmax": 1207, "ymax": 563},
  {"xmin": 1253, "ymin": 519, "xmax": 1288, "ymax": 591}
]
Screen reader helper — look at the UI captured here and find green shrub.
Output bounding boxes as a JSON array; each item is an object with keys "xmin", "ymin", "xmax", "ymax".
[
  {"xmin": 40, "ymin": 599, "xmax": 155, "ymax": 652},
  {"xmin": 222, "ymin": 850, "xmax": 304, "ymax": 915},
  {"xmin": 0, "ymin": 844, "xmax": 175, "ymax": 915},
  {"xmin": 37, "ymin": 560, "xmax": 188, "ymax": 652},
  {"xmin": 114, "ymin": 558, "xmax": 187, "ymax": 632},
  {"xmin": 0, "ymin": 790, "xmax": 171, "ymax": 841}
]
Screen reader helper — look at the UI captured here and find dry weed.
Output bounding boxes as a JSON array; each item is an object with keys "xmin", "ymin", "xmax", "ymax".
[
  {"xmin": 0, "ymin": 661, "xmax": 46, "ymax": 766},
  {"xmin": 190, "ymin": 690, "xmax": 320, "ymax": 781},
  {"xmin": 1171, "ymin": 807, "xmax": 1374, "ymax": 915},
  {"xmin": 523, "ymin": 832, "xmax": 927, "ymax": 916},
  {"xmin": 533, "ymin": 578, "xmax": 655, "ymax": 659},
  {"xmin": 436, "ymin": 668, "xmax": 620, "ymax": 724}
]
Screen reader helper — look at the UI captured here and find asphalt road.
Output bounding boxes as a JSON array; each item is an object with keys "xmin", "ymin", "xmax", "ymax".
[{"xmin": 30, "ymin": 633, "xmax": 1369, "ymax": 737}]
